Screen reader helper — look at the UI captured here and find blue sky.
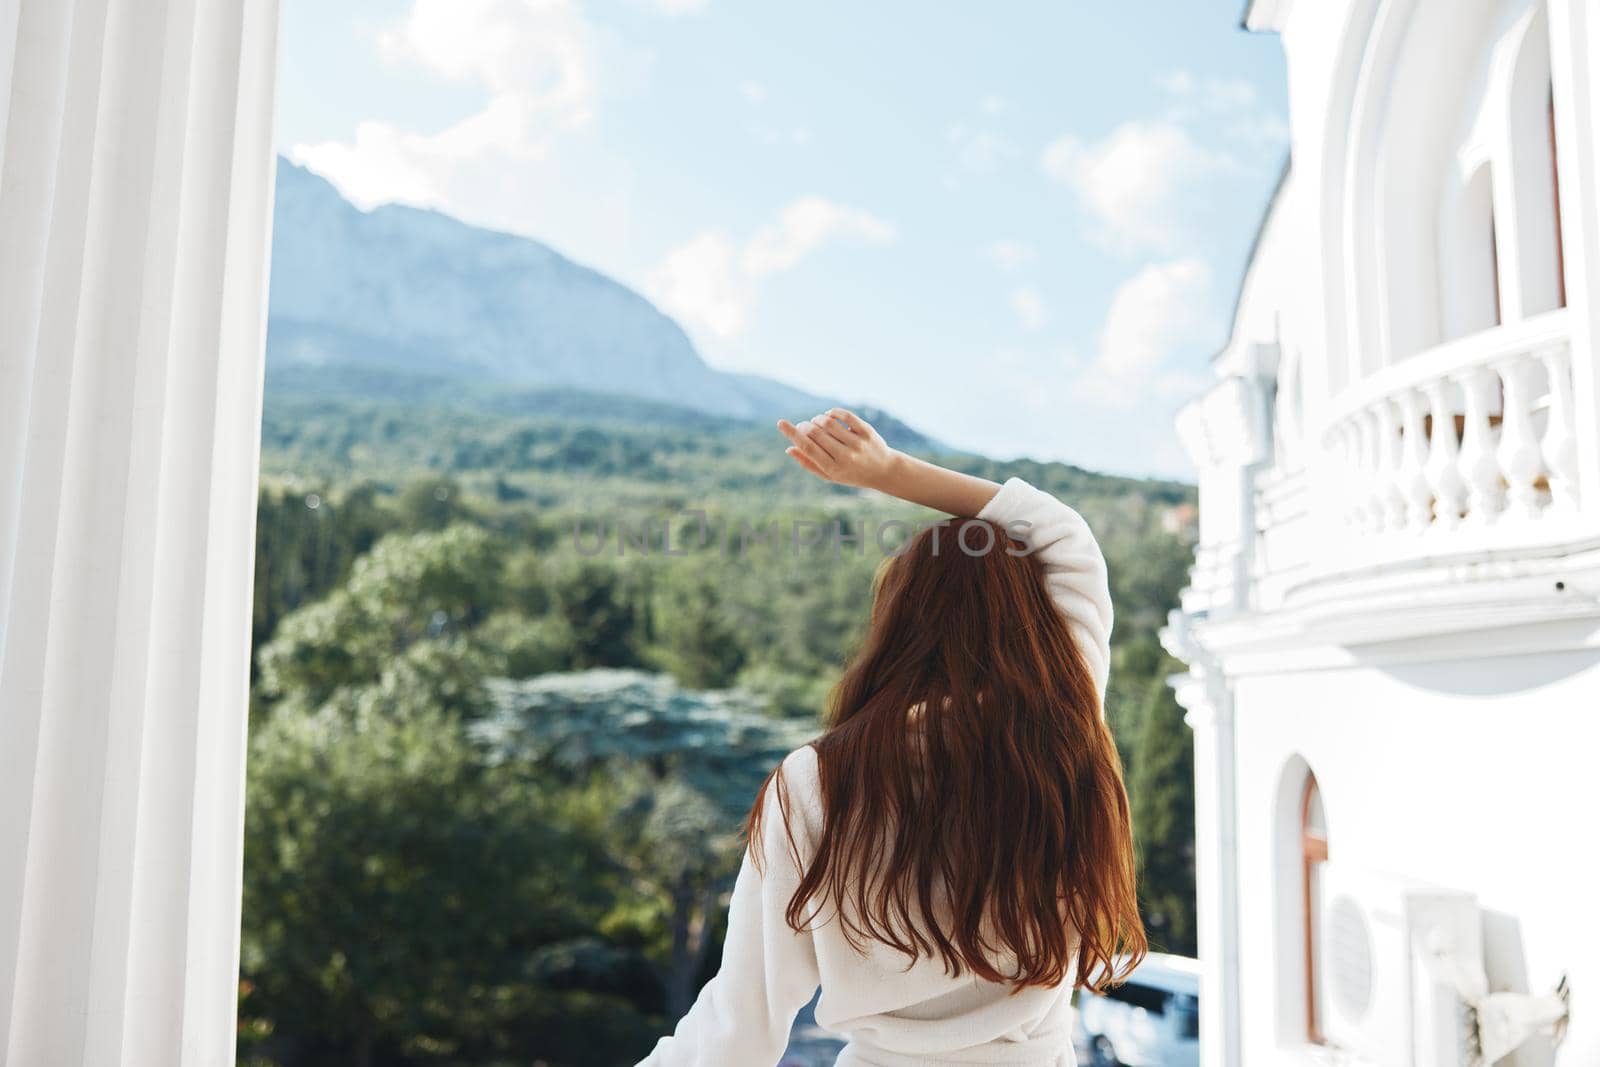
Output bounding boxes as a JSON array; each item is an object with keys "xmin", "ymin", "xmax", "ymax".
[{"xmin": 275, "ymin": 0, "xmax": 1288, "ymax": 478}]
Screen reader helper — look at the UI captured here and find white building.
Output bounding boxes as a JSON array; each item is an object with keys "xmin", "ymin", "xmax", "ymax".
[{"xmin": 1166, "ymin": 1, "xmax": 1600, "ymax": 1065}]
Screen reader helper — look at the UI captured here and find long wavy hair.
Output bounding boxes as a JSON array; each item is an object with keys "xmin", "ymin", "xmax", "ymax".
[{"xmin": 748, "ymin": 517, "xmax": 1145, "ymax": 992}]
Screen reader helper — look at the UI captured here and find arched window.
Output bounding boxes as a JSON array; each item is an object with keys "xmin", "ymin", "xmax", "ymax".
[
  {"xmin": 1549, "ymin": 87, "xmax": 1567, "ymax": 308},
  {"xmin": 1348, "ymin": 0, "xmax": 1570, "ymax": 375},
  {"xmin": 1302, "ymin": 773, "xmax": 1329, "ymax": 1043},
  {"xmin": 1441, "ymin": 164, "xmax": 1502, "ymax": 340},
  {"xmin": 1506, "ymin": 8, "xmax": 1565, "ymax": 317}
]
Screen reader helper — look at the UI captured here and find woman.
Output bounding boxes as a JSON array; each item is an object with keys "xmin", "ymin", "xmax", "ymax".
[{"xmin": 639, "ymin": 409, "xmax": 1145, "ymax": 1067}]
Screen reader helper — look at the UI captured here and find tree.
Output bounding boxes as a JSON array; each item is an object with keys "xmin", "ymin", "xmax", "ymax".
[
  {"xmin": 648, "ymin": 569, "xmax": 746, "ymax": 689},
  {"xmin": 252, "ymin": 481, "xmax": 396, "ymax": 657},
  {"xmin": 1105, "ymin": 635, "xmax": 1167, "ymax": 766},
  {"xmin": 1129, "ymin": 675, "xmax": 1197, "ymax": 955},
  {"xmin": 475, "ymin": 670, "xmax": 817, "ymax": 1018},
  {"xmin": 240, "ymin": 703, "xmax": 656, "ymax": 1066},
  {"xmin": 476, "ymin": 610, "xmax": 576, "ymax": 678},
  {"xmin": 395, "ymin": 475, "xmax": 472, "ymax": 531},
  {"xmin": 544, "ymin": 559, "xmax": 643, "ymax": 669},
  {"xmin": 255, "ymin": 525, "xmax": 506, "ymax": 716}
]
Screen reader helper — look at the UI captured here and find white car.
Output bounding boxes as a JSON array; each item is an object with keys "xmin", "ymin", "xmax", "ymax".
[{"xmin": 1072, "ymin": 953, "xmax": 1201, "ymax": 1067}]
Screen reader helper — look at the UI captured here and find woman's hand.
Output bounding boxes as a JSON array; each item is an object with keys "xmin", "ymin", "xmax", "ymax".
[
  {"xmin": 777, "ymin": 408, "xmax": 1002, "ymax": 517},
  {"xmin": 777, "ymin": 409, "xmax": 901, "ymax": 491}
]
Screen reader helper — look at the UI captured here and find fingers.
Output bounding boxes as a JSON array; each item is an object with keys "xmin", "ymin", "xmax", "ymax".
[
  {"xmin": 796, "ymin": 419, "xmax": 841, "ymax": 463},
  {"xmin": 777, "ymin": 418, "xmax": 837, "ymax": 471},
  {"xmin": 785, "ymin": 447, "xmax": 831, "ymax": 481},
  {"xmin": 828, "ymin": 408, "xmax": 876, "ymax": 439},
  {"xmin": 811, "ymin": 412, "xmax": 859, "ymax": 450}
]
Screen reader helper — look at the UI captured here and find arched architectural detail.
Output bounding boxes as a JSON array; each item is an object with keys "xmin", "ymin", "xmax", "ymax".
[
  {"xmin": 1341, "ymin": 0, "xmax": 1424, "ymax": 377},
  {"xmin": 1310, "ymin": 0, "xmax": 1587, "ymax": 535},
  {"xmin": 1504, "ymin": 4, "xmax": 1565, "ymax": 316},
  {"xmin": 1299, "ymin": 772, "xmax": 1329, "ymax": 1043},
  {"xmin": 1271, "ymin": 754, "xmax": 1328, "ymax": 1047},
  {"xmin": 1440, "ymin": 161, "xmax": 1503, "ymax": 339},
  {"xmin": 1317, "ymin": 0, "xmax": 1387, "ymax": 398},
  {"xmin": 1327, "ymin": 0, "xmax": 1569, "ymax": 394},
  {"xmin": 1346, "ymin": 0, "xmax": 1507, "ymax": 372}
]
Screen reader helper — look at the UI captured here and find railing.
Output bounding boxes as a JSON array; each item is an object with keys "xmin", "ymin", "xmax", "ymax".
[
  {"xmin": 1324, "ymin": 310, "xmax": 1581, "ymax": 537},
  {"xmin": 1181, "ymin": 537, "xmax": 1246, "ymax": 616}
]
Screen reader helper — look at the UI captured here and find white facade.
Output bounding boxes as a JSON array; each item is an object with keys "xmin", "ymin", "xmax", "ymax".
[{"xmin": 1168, "ymin": 1, "xmax": 1600, "ymax": 1065}]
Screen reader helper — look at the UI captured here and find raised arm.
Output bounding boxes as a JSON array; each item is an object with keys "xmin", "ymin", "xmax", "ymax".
[
  {"xmin": 778, "ymin": 409, "xmax": 1001, "ymax": 516},
  {"xmin": 779, "ymin": 409, "xmax": 1113, "ymax": 701},
  {"xmin": 975, "ymin": 477, "xmax": 1113, "ymax": 699}
]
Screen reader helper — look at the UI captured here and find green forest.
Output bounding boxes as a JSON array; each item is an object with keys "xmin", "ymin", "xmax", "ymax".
[{"xmin": 240, "ymin": 388, "xmax": 1200, "ymax": 1067}]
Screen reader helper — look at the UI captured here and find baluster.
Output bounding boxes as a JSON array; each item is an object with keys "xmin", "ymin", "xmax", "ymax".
[
  {"xmin": 1539, "ymin": 344, "xmax": 1580, "ymax": 512},
  {"xmin": 1457, "ymin": 366, "xmax": 1506, "ymax": 522},
  {"xmin": 1327, "ymin": 422, "xmax": 1351, "ymax": 526},
  {"xmin": 1337, "ymin": 422, "xmax": 1363, "ymax": 531},
  {"xmin": 1494, "ymin": 356, "xmax": 1546, "ymax": 518},
  {"xmin": 1355, "ymin": 409, "xmax": 1383, "ymax": 533},
  {"xmin": 1340, "ymin": 417, "xmax": 1364, "ymax": 529},
  {"xmin": 1375, "ymin": 400, "xmax": 1407, "ymax": 529},
  {"xmin": 1340, "ymin": 421, "xmax": 1364, "ymax": 528},
  {"xmin": 1395, "ymin": 389, "xmax": 1433, "ymax": 529},
  {"xmin": 1424, "ymin": 379, "xmax": 1467, "ymax": 528}
]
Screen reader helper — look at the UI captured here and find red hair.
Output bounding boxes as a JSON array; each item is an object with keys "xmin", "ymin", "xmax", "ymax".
[{"xmin": 749, "ymin": 518, "xmax": 1145, "ymax": 992}]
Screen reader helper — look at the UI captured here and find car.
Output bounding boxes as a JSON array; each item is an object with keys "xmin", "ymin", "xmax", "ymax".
[{"xmin": 1072, "ymin": 953, "xmax": 1201, "ymax": 1067}]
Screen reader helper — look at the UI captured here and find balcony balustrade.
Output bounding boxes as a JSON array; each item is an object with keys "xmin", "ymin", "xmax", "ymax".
[{"xmin": 1323, "ymin": 310, "xmax": 1584, "ymax": 552}]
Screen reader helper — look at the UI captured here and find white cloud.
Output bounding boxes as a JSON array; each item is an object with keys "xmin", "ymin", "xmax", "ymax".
[
  {"xmin": 979, "ymin": 239, "xmax": 1037, "ymax": 273},
  {"xmin": 378, "ymin": 0, "xmax": 594, "ymax": 111},
  {"xmin": 1080, "ymin": 258, "xmax": 1213, "ymax": 406},
  {"xmin": 742, "ymin": 197, "xmax": 894, "ymax": 275},
  {"xmin": 1009, "ymin": 285, "xmax": 1049, "ymax": 331},
  {"xmin": 646, "ymin": 233, "xmax": 747, "ymax": 337},
  {"xmin": 1159, "ymin": 69, "xmax": 1259, "ymax": 114},
  {"xmin": 740, "ymin": 79, "xmax": 767, "ymax": 106},
  {"xmin": 947, "ymin": 123, "xmax": 1015, "ymax": 174},
  {"xmin": 290, "ymin": 0, "xmax": 637, "ymax": 225},
  {"xmin": 1226, "ymin": 111, "xmax": 1291, "ymax": 154},
  {"xmin": 1041, "ymin": 120, "xmax": 1235, "ymax": 252},
  {"xmin": 647, "ymin": 197, "xmax": 895, "ymax": 339},
  {"xmin": 1160, "ymin": 68, "xmax": 1288, "ymax": 165},
  {"xmin": 1158, "ymin": 69, "xmax": 1198, "ymax": 98}
]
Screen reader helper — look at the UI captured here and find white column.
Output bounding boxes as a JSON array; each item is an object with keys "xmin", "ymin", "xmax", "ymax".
[
  {"xmin": 0, "ymin": 0, "xmax": 279, "ymax": 1063},
  {"xmin": 1165, "ymin": 615, "xmax": 1241, "ymax": 1067},
  {"xmin": 1548, "ymin": 0, "xmax": 1600, "ymax": 507}
]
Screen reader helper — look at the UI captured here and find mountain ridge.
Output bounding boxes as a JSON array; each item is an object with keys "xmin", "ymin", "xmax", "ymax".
[
  {"xmin": 267, "ymin": 158, "xmax": 927, "ymax": 437},
  {"xmin": 263, "ymin": 362, "xmax": 944, "ymax": 454}
]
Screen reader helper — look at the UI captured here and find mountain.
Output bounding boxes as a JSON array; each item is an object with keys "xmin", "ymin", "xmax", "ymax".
[{"xmin": 267, "ymin": 159, "xmax": 923, "ymax": 438}]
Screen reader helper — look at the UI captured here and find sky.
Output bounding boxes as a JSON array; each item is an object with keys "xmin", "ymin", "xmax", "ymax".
[{"xmin": 274, "ymin": 0, "xmax": 1289, "ymax": 479}]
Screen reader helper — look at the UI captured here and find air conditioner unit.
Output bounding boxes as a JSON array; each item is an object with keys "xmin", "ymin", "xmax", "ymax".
[{"xmin": 1318, "ymin": 863, "xmax": 1481, "ymax": 1067}]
